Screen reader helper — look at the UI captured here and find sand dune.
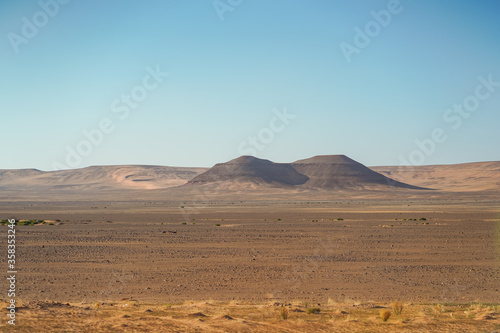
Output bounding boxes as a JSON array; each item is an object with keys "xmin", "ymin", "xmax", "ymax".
[
  {"xmin": 371, "ymin": 161, "xmax": 500, "ymax": 192},
  {"xmin": 0, "ymin": 165, "xmax": 207, "ymax": 191}
]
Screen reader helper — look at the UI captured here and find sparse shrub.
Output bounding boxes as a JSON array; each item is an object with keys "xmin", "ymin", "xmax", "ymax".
[
  {"xmin": 17, "ymin": 219, "xmax": 45, "ymax": 226},
  {"xmin": 337, "ymin": 218, "xmax": 344, "ymax": 221},
  {"xmin": 419, "ymin": 217, "xmax": 427, "ymax": 221},
  {"xmin": 280, "ymin": 305, "xmax": 288, "ymax": 320},
  {"xmin": 433, "ymin": 304, "xmax": 444, "ymax": 313},
  {"xmin": 276, "ymin": 218, "xmax": 281, "ymax": 221},
  {"xmin": 392, "ymin": 301, "xmax": 403, "ymax": 315},
  {"xmin": 306, "ymin": 307, "xmax": 320, "ymax": 314},
  {"xmin": 181, "ymin": 222, "xmax": 187, "ymax": 225},
  {"xmin": 380, "ymin": 309, "xmax": 391, "ymax": 321},
  {"xmin": 215, "ymin": 224, "xmax": 221, "ymax": 226}
]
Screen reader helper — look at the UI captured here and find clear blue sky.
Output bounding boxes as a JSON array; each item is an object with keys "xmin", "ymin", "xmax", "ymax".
[{"xmin": 1, "ymin": 0, "xmax": 499, "ymax": 170}]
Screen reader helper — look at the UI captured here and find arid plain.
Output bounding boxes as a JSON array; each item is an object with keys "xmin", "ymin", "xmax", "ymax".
[{"xmin": 1, "ymin": 155, "xmax": 499, "ymax": 332}]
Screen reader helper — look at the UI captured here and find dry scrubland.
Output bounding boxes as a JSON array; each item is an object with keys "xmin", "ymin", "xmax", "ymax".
[
  {"xmin": 1, "ymin": 299, "xmax": 499, "ymax": 332},
  {"xmin": 1, "ymin": 199, "xmax": 499, "ymax": 332}
]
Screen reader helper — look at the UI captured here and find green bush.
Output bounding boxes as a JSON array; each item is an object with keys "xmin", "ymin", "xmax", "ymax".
[
  {"xmin": 306, "ymin": 307, "xmax": 320, "ymax": 314},
  {"xmin": 17, "ymin": 219, "xmax": 45, "ymax": 226}
]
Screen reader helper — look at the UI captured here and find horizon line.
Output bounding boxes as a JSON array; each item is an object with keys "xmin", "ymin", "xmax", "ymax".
[{"xmin": 1, "ymin": 155, "xmax": 499, "ymax": 172}]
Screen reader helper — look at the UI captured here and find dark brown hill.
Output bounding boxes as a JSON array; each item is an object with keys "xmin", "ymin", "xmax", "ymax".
[
  {"xmin": 187, "ymin": 155, "xmax": 424, "ymax": 190},
  {"xmin": 187, "ymin": 156, "xmax": 309, "ymax": 186},
  {"xmin": 292, "ymin": 155, "xmax": 425, "ymax": 189}
]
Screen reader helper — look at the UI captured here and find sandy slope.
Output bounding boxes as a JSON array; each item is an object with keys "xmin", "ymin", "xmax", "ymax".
[
  {"xmin": 0, "ymin": 165, "xmax": 207, "ymax": 190},
  {"xmin": 371, "ymin": 161, "xmax": 500, "ymax": 192}
]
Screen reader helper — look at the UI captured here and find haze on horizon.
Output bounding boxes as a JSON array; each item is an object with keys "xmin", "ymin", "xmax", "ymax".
[{"xmin": 1, "ymin": 0, "xmax": 500, "ymax": 171}]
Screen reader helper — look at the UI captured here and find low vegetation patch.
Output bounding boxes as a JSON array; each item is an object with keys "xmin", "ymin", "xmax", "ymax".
[
  {"xmin": 306, "ymin": 307, "xmax": 321, "ymax": 314},
  {"xmin": 1, "ymin": 219, "xmax": 49, "ymax": 226},
  {"xmin": 5, "ymin": 300, "xmax": 499, "ymax": 332},
  {"xmin": 392, "ymin": 301, "xmax": 404, "ymax": 315},
  {"xmin": 380, "ymin": 309, "xmax": 391, "ymax": 321},
  {"xmin": 279, "ymin": 305, "xmax": 288, "ymax": 320}
]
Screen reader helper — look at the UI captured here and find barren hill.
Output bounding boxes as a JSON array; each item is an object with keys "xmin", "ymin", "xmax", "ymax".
[
  {"xmin": 186, "ymin": 155, "xmax": 424, "ymax": 191},
  {"xmin": 187, "ymin": 156, "xmax": 309, "ymax": 186},
  {"xmin": 292, "ymin": 155, "xmax": 424, "ymax": 189}
]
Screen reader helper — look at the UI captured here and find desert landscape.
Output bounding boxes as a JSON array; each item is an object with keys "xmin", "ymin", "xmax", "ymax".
[
  {"xmin": 3, "ymin": 1, "xmax": 500, "ymax": 331},
  {"xmin": 1, "ymin": 155, "xmax": 499, "ymax": 332}
]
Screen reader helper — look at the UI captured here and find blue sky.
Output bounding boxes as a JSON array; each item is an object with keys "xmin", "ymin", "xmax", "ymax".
[{"xmin": 1, "ymin": 0, "xmax": 499, "ymax": 170}]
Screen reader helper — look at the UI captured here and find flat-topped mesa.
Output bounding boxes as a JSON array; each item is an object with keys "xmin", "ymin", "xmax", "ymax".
[
  {"xmin": 291, "ymin": 155, "xmax": 423, "ymax": 189},
  {"xmin": 187, "ymin": 156, "xmax": 309, "ymax": 186},
  {"xmin": 293, "ymin": 154, "xmax": 358, "ymax": 165}
]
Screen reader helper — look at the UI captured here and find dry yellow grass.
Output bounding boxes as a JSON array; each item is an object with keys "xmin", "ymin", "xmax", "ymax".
[
  {"xmin": 380, "ymin": 309, "xmax": 391, "ymax": 321},
  {"xmin": 279, "ymin": 305, "xmax": 288, "ymax": 320},
  {"xmin": 391, "ymin": 301, "xmax": 404, "ymax": 315},
  {"xmin": 1, "ymin": 300, "xmax": 498, "ymax": 332}
]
